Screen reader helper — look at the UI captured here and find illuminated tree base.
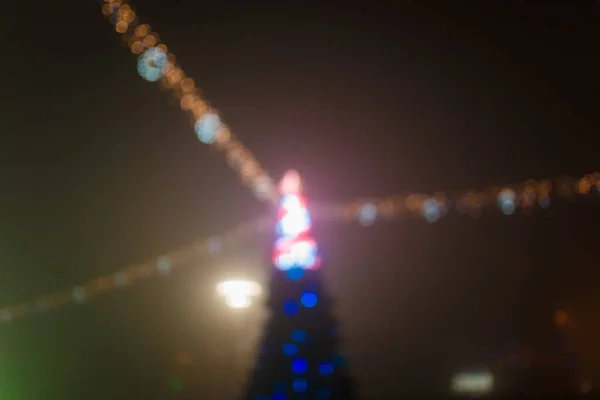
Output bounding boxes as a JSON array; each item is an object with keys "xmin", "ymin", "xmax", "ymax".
[{"xmin": 243, "ymin": 268, "xmax": 356, "ymax": 400}]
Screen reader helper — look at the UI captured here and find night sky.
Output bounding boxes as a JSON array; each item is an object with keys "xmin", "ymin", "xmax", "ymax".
[{"xmin": 1, "ymin": 1, "xmax": 600, "ymax": 398}]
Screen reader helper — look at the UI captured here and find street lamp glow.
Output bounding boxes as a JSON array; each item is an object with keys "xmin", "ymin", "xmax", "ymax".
[{"xmin": 217, "ymin": 280, "xmax": 262, "ymax": 309}]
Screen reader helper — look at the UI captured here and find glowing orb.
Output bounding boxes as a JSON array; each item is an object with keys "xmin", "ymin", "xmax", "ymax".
[
  {"xmin": 194, "ymin": 112, "xmax": 221, "ymax": 144},
  {"xmin": 497, "ymin": 189, "xmax": 517, "ymax": 215},
  {"xmin": 318, "ymin": 362, "xmax": 334, "ymax": 376},
  {"xmin": 283, "ymin": 343, "xmax": 298, "ymax": 356},
  {"xmin": 137, "ymin": 47, "xmax": 168, "ymax": 82},
  {"xmin": 280, "ymin": 169, "xmax": 302, "ymax": 195},
  {"xmin": 358, "ymin": 203, "xmax": 377, "ymax": 226},
  {"xmin": 292, "ymin": 358, "xmax": 308, "ymax": 374},
  {"xmin": 293, "ymin": 378, "xmax": 308, "ymax": 393},
  {"xmin": 300, "ymin": 291, "xmax": 318, "ymax": 308}
]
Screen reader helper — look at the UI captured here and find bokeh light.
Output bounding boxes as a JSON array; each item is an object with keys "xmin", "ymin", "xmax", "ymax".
[
  {"xmin": 217, "ymin": 280, "xmax": 262, "ymax": 309},
  {"xmin": 291, "ymin": 329, "xmax": 307, "ymax": 342},
  {"xmin": 318, "ymin": 361, "xmax": 334, "ymax": 376},
  {"xmin": 292, "ymin": 358, "xmax": 308, "ymax": 374},
  {"xmin": 283, "ymin": 343, "xmax": 298, "ymax": 356},
  {"xmin": 137, "ymin": 47, "xmax": 168, "ymax": 82},
  {"xmin": 358, "ymin": 203, "xmax": 377, "ymax": 226},
  {"xmin": 194, "ymin": 112, "xmax": 221, "ymax": 144},
  {"xmin": 285, "ymin": 267, "xmax": 305, "ymax": 281},
  {"xmin": 293, "ymin": 378, "xmax": 308, "ymax": 393},
  {"xmin": 300, "ymin": 291, "xmax": 318, "ymax": 308},
  {"xmin": 497, "ymin": 189, "xmax": 517, "ymax": 215},
  {"xmin": 422, "ymin": 197, "xmax": 444, "ymax": 223},
  {"xmin": 283, "ymin": 299, "xmax": 299, "ymax": 316}
]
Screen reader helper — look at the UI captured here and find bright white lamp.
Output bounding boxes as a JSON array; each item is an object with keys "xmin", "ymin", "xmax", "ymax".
[{"xmin": 217, "ymin": 280, "xmax": 262, "ymax": 309}]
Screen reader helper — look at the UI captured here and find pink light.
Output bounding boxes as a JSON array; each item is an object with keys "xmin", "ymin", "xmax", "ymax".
[{"xmin": 280, "ymin": 170, "xmax": 302, "ymax": 195}]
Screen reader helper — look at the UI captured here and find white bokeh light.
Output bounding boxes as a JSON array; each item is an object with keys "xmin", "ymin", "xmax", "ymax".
[{"xmin": 217, "ymin": 280, "xmax": 262, "ymax": 309}]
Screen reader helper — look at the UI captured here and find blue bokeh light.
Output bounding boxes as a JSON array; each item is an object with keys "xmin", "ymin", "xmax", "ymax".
[
  {"xmin": 194, "ymin": 113, "xmax": 221, "ymax": 144},
  {"xmin": 291, "ymin": 329, "xmax": 307, "ymax": 342},
  {"xmin": 272, "ymin": 393, "xmax": 286, "ymax": 400},
  {"xmin": 358, "ymin": 203, "xmax": 377, "ymax": 226},
  {"xmin": 157, "ymin": 256, "xmax": 171, "ymax": 275},
  {"xmin": 422, "ymin": 197, "xmax": 444, "ymax": 223},
  {"xmin": 316, "ymin": 388, "xmax": 332, "ymax": 399},
  {"xmin": 293, "ymin": 378, "xmax": 308, "ymax": 393},
  {"xmin": 300, "ymin": 291, "xmax": 318, "ymax": 308},
  {"xmin": 283, "ymin": 343, "xmax": 298, "ymax": 356},
  {"xmin": 318, "ymin": 362, "xmax": 334, "ymax": 376},
  {"xmin": 497, "ymin": 189, "xmax": 516, "ymax": 215},
  {"xmin": 137, "ymin": 47, "xmax": 168, "ymax": 82},
  {"xmin": 283, "ymin": 300, "xmax": 299, "ymax": 316},
  {"xmin": 292, "ymin": 358, "xmax": 308, "ymax": 374},
  {"xmin": 286, "ymin": 267, "xmax": 304, "ymax": 280}
]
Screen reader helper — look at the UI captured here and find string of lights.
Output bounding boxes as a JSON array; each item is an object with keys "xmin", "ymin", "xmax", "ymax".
[
  {"xmin": 311, "ymin": 172, "xmax": 600, "ymax": 226},
  {"xmin": 100, "ymin": 0, "xmax": 278, "ymax": 204},
  {"xmin": 1, "ymin": 172, "xmax": 597, "ymax": 325},
  {"xmin": 0, "ymin": 215, "xmax": 272, "ymax": 326}
]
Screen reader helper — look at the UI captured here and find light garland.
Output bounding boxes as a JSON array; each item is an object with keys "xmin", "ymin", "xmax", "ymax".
[
  {"xmin": 1, "ymin": 172, "xmax": 597, "ymax": 325},
  {"xmin": 311, "ymin": 172, "xmax": 600, "ymax": 226},
  {"xmin": 0, "ymin": 216, "xmax": 272, "ymax": 325},
  {"xmin": 0, "ymin": 1, "xmax": 586, "ymax": 327},
  {"xmin": 100, "ymin": 0, "xmax": 278, "ymax": 204}
]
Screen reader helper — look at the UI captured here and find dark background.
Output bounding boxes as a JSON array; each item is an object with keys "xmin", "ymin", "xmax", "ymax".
[{"xmin": 0, "ymin": 1, "xmax": 599, "ymax": 398}]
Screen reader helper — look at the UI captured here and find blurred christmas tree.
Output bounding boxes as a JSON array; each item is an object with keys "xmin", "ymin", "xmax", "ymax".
[{"xmin": 243, "ymin": 171, "xmax": 356, "ymax": 400}]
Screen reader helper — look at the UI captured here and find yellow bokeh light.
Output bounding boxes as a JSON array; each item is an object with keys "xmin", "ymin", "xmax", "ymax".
[
  {"xmin": 577, "ymin": 178, "xmax": 591, "ymax": 194},
  {"xmin": 180, "ymin": 94, "xmax": 196, "ymax": 110},
  {"xmin": 115, "ymin": 21, "xmax": 128, "ymax": 34},
  {"xmin": 135, "ymin": 24, "xmax": 150, "ymax": 38},
  {"xmin": 166, "ymin": 67, "xmax": 185, "ymax": 86},
  {"xmin": 130, "ymin": 40, "xmax": 144, "ymax": 55},
  {"xmin": 214, "ymin": 126, "xmax": 232, "ymax": 148},
  {"xmin": 142, "ymin": 33, "xmax": 158, "ymax": 48},
  {"xmin": 191, "ymin": 101, "xmax": 209, "ymax": 119},
  {"xmin": 122, "ymin": 10, "xmax": 136, "ymax": 23},
  {"xmin": 101, "ymin": 4, "xmax": 113, "ymax": 16},
  {"xmin": 180, "ymin": 77, "xmax": 196, "ymax": 93}
]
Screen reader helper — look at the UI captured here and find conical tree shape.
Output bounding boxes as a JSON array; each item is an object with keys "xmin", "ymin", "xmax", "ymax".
[{"xmin": 243, "ymin": 171, "xmax": 356, "ymax": 400}]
